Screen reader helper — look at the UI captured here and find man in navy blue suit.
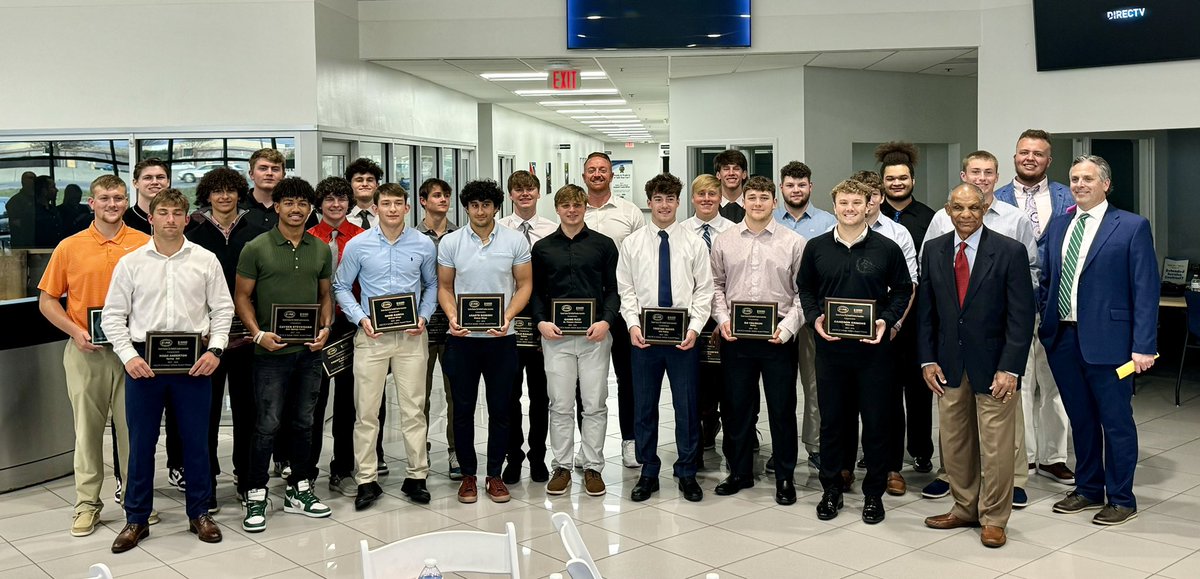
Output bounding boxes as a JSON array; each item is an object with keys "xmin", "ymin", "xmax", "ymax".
[
  {"xmin": 1042, "ymin": 155, "xmax": 1158, "ymax": 526},
  {"xmin": 918, "ymin": 183, "xmax": 1034, "ymax": 549},
  {"xmin": 994, "ymin": 129, "xmax": 1077, "ymax": 488}
]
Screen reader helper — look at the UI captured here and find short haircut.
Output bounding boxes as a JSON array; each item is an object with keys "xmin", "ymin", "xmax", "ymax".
[
  {"xmin": 1018, "ymin": 129, "xmax": 1053, "ymax": 147},
  {"xmin": 585, "ymin": 151, "xmax": 611, "ymax": 165},
  {"xmin": 779, "ymin": 161, "xmax": 812, "ymax": 182},
  {"xmin": 743, "ymin": 175, "xmax": 775, "ymax": 196},
  {"xmin": 344, "ymin": 157, "xmax": 383, "ymax": 182},
  {"xmin": 644, "ymin": 173, "xmax": 683, "ymax": 200},
  {"xmin": 459, "ymin": 179, "xmax": 504, "ymax": 208},
  {"xmin": 149, "ymin": 188, "xmax": 190, "ymax": 214},
  {"xmin": 507, "ymin": 170, "xmax": 540, "ymax": 192},
  {"xmin": 831, "ymin": 179, "xmax": 873, "ymax": 202},
  {"xmin": 875, "ymin": 141, "xmax": 919, "ymax": 175},
  {"xmin": 849, "ymin": 170, "xmax": 883, "ymax": 193},
  {"xmin": 713, "ymin": 149, "xmax": 748, "ymax": 173},
  {"xmin": 34, "ymin": 175, "xmax": 55, "ymax": 196},
  {"xmin": 418, "ymin": 177, "xmax": 451, "ymax": 200},
  {"xmin": 315, "ymin": 176, "xmax": 353, "ymax": 204},
  {"xmin": 961, "ymin": 150, "xmax": 999, "ymax": 172},
  {"xmin": 1071, "ymin": 154, "xmax": 1113, "ymax": 183},
  {"xmin": 134, "ymin": 157, "xmax": 170, "ymax": 180},
  {"xmin": 250, "ymin": 148, "xmax": 286, "ymax": 168},
  {"xmin": 554, "ymin": 184, "xmax": 587, "ymax": 207},
  {"xmin": 691, "ymin": 174, "xmax": 720, "ymax": 196},
  {"xmin": 271, "ymin": 176, "xmax": 316, "ymax": 205},
  {"xmin": 946, "ymin": 182, "xmax": 985, "ymax": 205},
  {"xmin": 90, "ymin": 174, "xmax": 127, "ymax": 197},
  {"xmin": 376, "ymin": 182, "xmax": 409, "ymax": 204},
  {"xmin": 195, "ymin": 167, "xmax": 249, "ymax": 207}
]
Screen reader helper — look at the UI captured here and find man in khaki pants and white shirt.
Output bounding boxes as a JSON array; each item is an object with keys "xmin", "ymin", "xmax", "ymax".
[
  {"xmin": 38, "ymin": 175, "xmax": 150, "ymax": 537},
  {"xmin": 334, "ymin": 183, "xmax": 439, "ymax": 510}
]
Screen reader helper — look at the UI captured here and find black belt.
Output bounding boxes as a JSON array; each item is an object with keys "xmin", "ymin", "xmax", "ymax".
[{"xmin": 1059, "ymin": 321, "xmax": 1078, "ymax": 328}]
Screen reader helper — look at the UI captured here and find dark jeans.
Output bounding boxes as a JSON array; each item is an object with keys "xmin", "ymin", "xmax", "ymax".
[
  {"xmin": 507, "ymin": 347, "xmax": 549, "ymax": 465},
  {"xmin": 632, "ymin": 344, "xmax": 701, "ymax": 478},
  {"xmin": 888, "ymin": 326, "xmax": 934, "ymax": 470},
  {"xmin": 249, "ymin": 349, "xmax": 323, "ymax": 489},
  {"xmin": 817, "ymin": 342, "xmax": 893, "ymax": 497},
  {"xmin": 209, "ymin": 344, "xmax": 255, "ymax": 494},
  {"xmin": 610, "ymin": 318, "xmax": 635, "ymax": 440},
  {"xmin": 124, "ymin": 346, "xmax": 212, "ymax": 523},
  {"xmin": 445, "ymin": 335, "xmax": 517, "ymax": 477},
  {"xmin": 721, "ymin": 338, "xmax": 798, "ymax": 480}
]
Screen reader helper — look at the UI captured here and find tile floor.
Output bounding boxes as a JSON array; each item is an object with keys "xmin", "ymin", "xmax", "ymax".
[{"xmin": 3, "ymin": 367, "xmax": 1200, "ymax": 578}]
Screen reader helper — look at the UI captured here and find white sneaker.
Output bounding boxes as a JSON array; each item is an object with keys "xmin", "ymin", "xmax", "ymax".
[{"xmin": 622, "ymin": 440, "xmax": 640, "ymax": 468}]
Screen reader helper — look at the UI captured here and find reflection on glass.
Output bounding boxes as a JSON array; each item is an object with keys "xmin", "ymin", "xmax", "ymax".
[
  {"xmin": 360, "ymin": 142, "xmax": 385, "ymax": 180},
  {"xmin": 442, "ymin": 148, "xmax": 457, "ymax": 193},
  {"xmin": 419, "ymin": 146, "xmax": 437, "ymax": 184},
  {"xmin": 395, "ymin": 145, "xmax": 413, "ymax": 191}
]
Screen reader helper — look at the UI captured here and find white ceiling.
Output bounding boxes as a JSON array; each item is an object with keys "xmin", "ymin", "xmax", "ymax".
[{"xmin": 373, "ymin": 49, "xmax": 977, "ymax": 143}]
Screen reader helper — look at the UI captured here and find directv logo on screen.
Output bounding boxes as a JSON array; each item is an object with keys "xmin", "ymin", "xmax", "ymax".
[{"xmin": 1034, "ymin": 0, "xmax": 1200, "ymax": 71}]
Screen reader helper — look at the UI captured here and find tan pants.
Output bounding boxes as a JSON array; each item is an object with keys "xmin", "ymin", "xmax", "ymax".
[
  {"xmin": 64, "ymin": 344, "xmax": 129, "ymax": 513},
  {"xmin": 939, "ymin": 376, "xmax": 1018, "ymax": 528},
  {"xmin": 936, "ymin": 384, "xmax": 1028, "ymax": 489},
  {"xmin": 353, "ymin": 331, "xmax": 429, "ymax": 483},
  {"xmin": 796, "ymin": 325, "xmax": 819, "ymax": 455}
]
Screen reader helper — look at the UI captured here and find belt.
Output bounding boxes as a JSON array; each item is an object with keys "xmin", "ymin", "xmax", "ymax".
[{"xmin": 1059, "ymin": 321, "xmax": 1078, "ymax": 328}]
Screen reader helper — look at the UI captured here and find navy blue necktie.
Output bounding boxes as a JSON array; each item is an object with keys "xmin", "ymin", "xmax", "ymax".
[
  {"xmin": 658, "ymin": 230, "xmax": 672, "ymax": 307},
  {"xmin": 893, "ymin": 210, "xmax": 902, "ymax": 223}
]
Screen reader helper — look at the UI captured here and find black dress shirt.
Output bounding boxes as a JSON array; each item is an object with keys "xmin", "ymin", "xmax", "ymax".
[
  {"xmin": 530, "ymin": 225, "xmax": 620, "ymax": 327},
  {"xmin": 882, "ymin": 198, "xmax": 935, "ymax": 251}
]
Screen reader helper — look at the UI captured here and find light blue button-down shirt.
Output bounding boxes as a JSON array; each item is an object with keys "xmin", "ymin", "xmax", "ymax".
[
  {"xmin": 437, "ymin": 224, "xmax": 532, "ymax": 338},
  {"xmin": 773, "ymin": 205, "xmax": 837, "ymax": 241},
  {"xmin": 334, "ymin": 226, "xmax": 438, "ymax": 326}
]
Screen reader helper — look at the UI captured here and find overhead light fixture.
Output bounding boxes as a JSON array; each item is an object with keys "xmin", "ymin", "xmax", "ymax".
[
  {"xmin": 516, "ymin": 88, "xmax": 618, "ymax": 96},
  {"xmin": 553, "ymin": 108, "xmax": 633, "ymax": 114},
  {"xmin": 586, "ymin": 15, "xmax": 602, "ymax": 20},
  {"xmin": 538, "ymin": 99, "xmax": 626, "ymax": 106},
  {"xmin": 480, "ymin": 71, "xmax": 606, "ymax": 81},
  {"xmin": 686, "ymin": 44, "xmax": 698, "ymax": 48},
  {"xmin": 706, "ymin": 33, "xmax": 722, "ymax": 38},
  {"xmin": 570, "ymin": 114, "xmax": 638, "ymax": 120}
]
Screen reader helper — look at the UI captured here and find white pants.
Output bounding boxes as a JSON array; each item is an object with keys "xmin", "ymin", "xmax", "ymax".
[
  {"xmin": 353, "ymin": 330, "xmax": 429, "ymax": 483},
  {"xmin": 544, "ymin": 334, "xmax": 611, "ymax": 472},
  {"xmin": 1022, "ymin": 321, "xmax": 1069, "ymax": 465}
]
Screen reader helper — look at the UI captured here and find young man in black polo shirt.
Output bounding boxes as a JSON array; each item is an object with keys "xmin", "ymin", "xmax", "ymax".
[{"xmin": 798, "ymin": 179, "xmax": 913, "ymax": 524}]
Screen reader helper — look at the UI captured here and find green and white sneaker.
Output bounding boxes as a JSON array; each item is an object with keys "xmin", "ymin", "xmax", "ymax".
[
  {"xmin": 285, "ymin": 479, "xmax": 332, "ymax": 518},
  {"xmin": 243, "ymin": 488, "xmax": 269, "ymax": 533}
]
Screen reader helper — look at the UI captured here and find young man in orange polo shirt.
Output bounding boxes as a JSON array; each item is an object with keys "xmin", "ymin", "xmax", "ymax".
[{"xmin": 37, "ymin": 174, "xmax": 150, "ymax": 537}]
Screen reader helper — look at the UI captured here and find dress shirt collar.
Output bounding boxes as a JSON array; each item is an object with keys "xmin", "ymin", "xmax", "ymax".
[
  {"xmin": 1015, "ymin": 177, "xmax": 1049, "ymax": 195},
  {"xmin": 833, "ymin": 224, "xmax": 869, "ymax": 248},
  {"xmin": 736, "ymin": 219, "xmax": 778, "ymax": 236},
  {"xmin": 311, "ymin": 218, "xmax": 362, "ymax": 240},
  {"xmin": 956, "ymin": 225, "xmax": 984, "ymax": 251},
  {"xmin": 775, "ymin": 205, "xmax": 817, "ymax": 223},
  {"xmin": 466, "ymin": 223, "xmax": 498, "ymax": 244},
  {"xmin": 138, "ymin": 237, "xmax": 198, "ymax": 259},
  {"xmin": 552, "ymin": 224, "xmax": 592, "ymax": 241},
  {"xmin": 587, "ymin": 194, "xmax": 617, "ymax": 210},
  {"xmin": 350, "ymin": 205, "xmax": 376, "ymax": 217},
  {"xmin": 372, "ymin": 224, "xmax": 410, "ymax": 245},
  {"xmin": 652, "ymin": 222, "xmax": 681, "ymax": 237},
  {"xmin": 1076, "ymin": 200, "xmax": 1109, "ymax": 222}
]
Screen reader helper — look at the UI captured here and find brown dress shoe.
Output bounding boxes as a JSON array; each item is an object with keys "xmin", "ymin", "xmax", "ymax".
[
  {"xmin": 111, "ymin": 523, "xmax": 149, "ymax": 553},
  {"xmin": 981, "ymin": 525, "xmax": 1007, "ymax": 548},
  {"xmin": 840, "ymin": 470, "xmax": 855, "ymax": 492},
  {"xmin": 924, "ymin": 512, "xmax": 981, "ymax": 529},
  {"xmin": 886, "ymin": 472, "xmax": 907, "ymax": 496},
  {"xmin": 189, "ymin": 514, "xmax": 223, "ymax": 543}
]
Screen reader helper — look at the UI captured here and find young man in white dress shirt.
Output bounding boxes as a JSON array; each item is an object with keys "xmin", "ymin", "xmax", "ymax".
[{"xmin": 345, "ymin": 157, "xmax": 382, "ymax": 230}]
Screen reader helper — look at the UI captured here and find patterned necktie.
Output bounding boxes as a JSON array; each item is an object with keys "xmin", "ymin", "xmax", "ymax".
[
  {"xmin": 954, "ymin": 241, "xmax": 969, "ymax": 307},
  {"xmin": 1058, "ymin": 213, "xmax": 1091, "ymax": 319},
  {"xmin": 328, "ymin": 229, "xmax": 340, "ymax": 271},
  {"xmin": 701, "ymin": 223, "xmax": 712, "ymax": 251},
  {"xmin": 893, "ymin": 210, "xmax": 903, "ymax": 223},
  {"xmin": 658, "ymin": 230, "xmax": 672, "ymax": 307},
  {"xmin": 1023, "ymin": 184, "xmax": 1042, "ymax": 237},
  {"xmin": 520, "ymin": 221, "xmax": 532, "ymax": 245}
]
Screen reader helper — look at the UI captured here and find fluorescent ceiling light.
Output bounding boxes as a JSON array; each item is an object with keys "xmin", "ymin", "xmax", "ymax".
[
  {"xmin": 516, "ymin": 88, "xmax": 618, "ymax": 96},
  {"xmin": 553, "ymin": 108, "xmax": 633, "ymax": 114},
  {"xmin": 538, "ymin": 99, "xmax": 626, "ymax": 106},
  {"xmin": 570, "ymin": 114, "xmax": 638, "ymax": 120},
  {"xmin": 480, "ymin": 71, "xmax": 606, "ymax": 81}
]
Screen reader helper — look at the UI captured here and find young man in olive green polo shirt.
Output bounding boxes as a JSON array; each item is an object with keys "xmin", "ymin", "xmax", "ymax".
[{"xmin": 234, "ymin": 177, "xmax": 335, "ymax": 533}]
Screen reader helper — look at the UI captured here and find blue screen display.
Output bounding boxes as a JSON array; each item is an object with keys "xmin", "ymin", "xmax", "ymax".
[{"xmin": 567, "ymin": 0, "xmax": 751, "ymax": 50}]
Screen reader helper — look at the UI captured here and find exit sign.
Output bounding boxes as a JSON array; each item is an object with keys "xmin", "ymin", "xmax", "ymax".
[{"xmin": 550, "ymin": 69, "xmax": 579, "ymax": 91}]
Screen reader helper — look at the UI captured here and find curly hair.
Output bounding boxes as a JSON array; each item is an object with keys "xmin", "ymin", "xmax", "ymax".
[
  {"xmin": 195, "ymin": 166, "xmax": 249, "ymax": 207},
  {"xmin": 344, "ymin": 157, "xmax": 383, "ymax": 182},
  {"xmin": 315, "ymin": 176, "xmax": 353, "ymax": 203},
  {"xmin": 875, "ymin": 141, "xmax": 919, "ymax": 174},
  {"xmin": 644, "ymin": 173, "xmax": 683, "ymax": 199},
  {"xmin": 459, "ymin": 179, "xmax": 504, "ymax": 208},
  {"xmin": 271, "ymin": 177, "xmax": 316, "ymax": 205},
  {"xmin": 849, "ymin": 170, "xmax": 882, "ymax": 193}
]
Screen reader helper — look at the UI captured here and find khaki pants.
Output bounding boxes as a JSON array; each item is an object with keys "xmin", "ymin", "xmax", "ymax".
[
  {"xmin": 796, "ymin": 324, "xmax": 819, "ymax": 455},
  {"xmin": 64, "ymin": 344, "xmax": 129, "ymax": 513},
  {"xmin": 939, "ymin": 376, "xmax": 1018, "ymax": 528},
  {"xmin": 353, "ymin": 331, "xmax": 429, "ymax": 483}
]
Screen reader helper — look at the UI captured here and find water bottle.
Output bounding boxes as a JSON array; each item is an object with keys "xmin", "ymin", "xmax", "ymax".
[
  {"xmin": 1190, "ymin": 275, "xmax": 1200, "ymax": 292},
  {"xmin": 417, "ymin": 558, "xmax": 442, "ymax": 579}
]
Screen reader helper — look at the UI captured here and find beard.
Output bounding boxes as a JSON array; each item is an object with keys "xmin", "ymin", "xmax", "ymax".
[{"xmin": 884, "ymin": 188, "xmax": 912, "ymax": 202}]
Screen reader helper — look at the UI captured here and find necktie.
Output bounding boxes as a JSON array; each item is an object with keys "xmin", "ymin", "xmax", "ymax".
[
  {"xmin": 1023, "ymin": 185, "xmax": 1042, "ymax": 237},
  {"xmin": 954, "ymin": 241, "xmax": 969, "ymax": 307},
  {"xmin": 1058, "ymin": 213, "xmax": 1091, "ymax": 319},
  {"xmin": 701, "ymin": 223, "xmax": 712, "ymax": 251},
  {"xmin": 358, "ymin": 211, "xmax": 371, "ymax": 229},
  {"xmin": 328, "ymin": 229, "xmax": 340, "ymax": 271},
  {"xmin": 893, "ymin": 210, "xmax": 903, "ymax": 223},
  {"xmin": 520, "ymin": 221, "xmax": 532, "ymax": 245},
  {"xmin": 658, "ymin": 230, "xmax": 672, "ymax": 307}
]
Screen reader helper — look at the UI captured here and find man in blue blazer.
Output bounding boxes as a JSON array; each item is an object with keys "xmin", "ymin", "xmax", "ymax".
[
  {"xmin": 994, "ymin": 129, "xmax": 1077, "ymax": 488},
  {"xmin": 918, "ymin": 183, "xmax": 1034, "ymax": 548},
  {"xmin": 1041, "ymin": 155, "xmax": 1158, "ymax": 526}
]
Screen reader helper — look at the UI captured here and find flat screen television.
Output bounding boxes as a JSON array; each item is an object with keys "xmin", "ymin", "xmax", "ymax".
[
  {"xmin": 567, "ymin": 0, "xmax": 751, "ymax": 50},
  {"xmin": 1033, "ymin": 0, "xmax": 1200, "ymax": 71}
]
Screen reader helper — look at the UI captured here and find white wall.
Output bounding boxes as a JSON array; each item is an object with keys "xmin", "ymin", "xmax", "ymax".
[
  {"xmin": 0, "ymin": 0, "xmax": 319, "ymax": 132},
  {"xmin": 604, "ymin": 142, "xmax": 665, "ymax": 210}
]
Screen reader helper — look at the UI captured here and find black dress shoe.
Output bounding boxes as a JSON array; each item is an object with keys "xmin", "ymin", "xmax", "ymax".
[
  {"xmin": 816, "ymin": 489, "xmax": 843, "ymax": 520},
  {"xmin": 678, "ymin": 476, "xmax": 703, "ymax": 502},
  {"xmin": 775, "ymin": 479, "xmax": 797, "ymax": 506},
  {"xmin": 529, "ymin": 461, "xmax": 550, "ymax": 483},
  {"xmin": 714, "ymin": 475, "xmax": 754, "ymax": 496},
  {"xmin": 913, "ymin": 456, "xmax": 934, "ymax": 473},
  {"xmin": 630, "ymin": 476, "xmax": 659, "ymax": 502},
  {"xmin": 355, "ymin": 482, "xmax": 384, "ymax": 511},
  {"xmin": 862, "ymin": 495, "xmax": 886, "ymax": 524},
  {"xmin": 501, "ymin": 461, "xmax": 522, "ymax": 485},
  {"xmin": 400, "ymin": 478, "xmax": 431, "ymax": 504}
]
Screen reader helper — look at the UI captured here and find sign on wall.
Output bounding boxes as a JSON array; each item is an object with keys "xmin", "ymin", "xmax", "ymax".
[{"xmin": 611, "ymin": 160, "xmax": 634, "ymax": 200}]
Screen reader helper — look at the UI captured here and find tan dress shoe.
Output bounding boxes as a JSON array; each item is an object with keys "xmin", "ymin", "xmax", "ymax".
[
  {"xmin": 924, "ymin": 512, "xmax": 981, "ymax": 529},
  {"xmin": 886, "ymin": 472, "xmax": 907, "ymax": 496},
  {"xmin": 111, "ymin": 523, "xmax": 149, "ymax": 553},
  {"xmin": 189, "ymin": 514, "xmax": 223, "ymax": 543},
  {"xmin": 981, "ymin": 525, "xmax": 1007, "ymax": 548}
]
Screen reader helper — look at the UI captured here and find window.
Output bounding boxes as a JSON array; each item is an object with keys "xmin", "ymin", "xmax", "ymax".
[
  {"xmin": 394, "ymin": 145, "xmax": 414, "ymax": 192},
  {"xmin": 137, "ymin": 137, "xmax": 295, "ymax": 204}
]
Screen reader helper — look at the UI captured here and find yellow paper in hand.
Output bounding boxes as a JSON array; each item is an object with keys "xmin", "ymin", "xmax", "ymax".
[{"xmin": 1116, "ymin": 354, "xmax": 1160, "ymax": 379}]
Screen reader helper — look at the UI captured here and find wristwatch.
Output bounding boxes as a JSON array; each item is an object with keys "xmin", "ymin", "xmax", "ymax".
[{"xmin": 206, "ymin": 347, "xmax": 224, "ymax": 358}]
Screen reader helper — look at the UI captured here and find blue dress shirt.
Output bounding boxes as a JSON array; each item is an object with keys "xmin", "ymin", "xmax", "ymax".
[{"xmin": 333, "ymin": 225, "xmax": 438, "ymax": 326}]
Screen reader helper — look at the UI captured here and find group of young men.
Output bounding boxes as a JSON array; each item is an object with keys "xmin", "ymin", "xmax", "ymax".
[{"xmin": 43, "ymin": 128, "xmax": 1157, "ymax": 554}]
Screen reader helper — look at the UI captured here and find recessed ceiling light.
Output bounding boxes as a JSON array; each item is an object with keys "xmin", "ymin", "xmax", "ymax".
[
  {"xmin": 516, "ymin": 88, "xmax": 618, "ymax": 96},
  {"xmin": 538, "ymin": 99, "xmax": 626, "ymax": 106},
  {"xmin": 586, "ymin": 15, "xmax": 602, "ymax": 20},
  {"xmin": 553, "ymin": 108, "xmax": 633, "ymax": 114}
]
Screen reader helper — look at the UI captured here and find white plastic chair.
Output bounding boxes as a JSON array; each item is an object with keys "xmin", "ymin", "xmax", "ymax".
[
  {"xmin": 86, "ymin": 563, "xmax": 114, "ymax": 579},
  {"xmin": 551, "ymin": 512, "xmax": 602, "ymax": 579},
  {"xmin": 359, "ymin": 521, "xmax": 521, "ymax": 578}
]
